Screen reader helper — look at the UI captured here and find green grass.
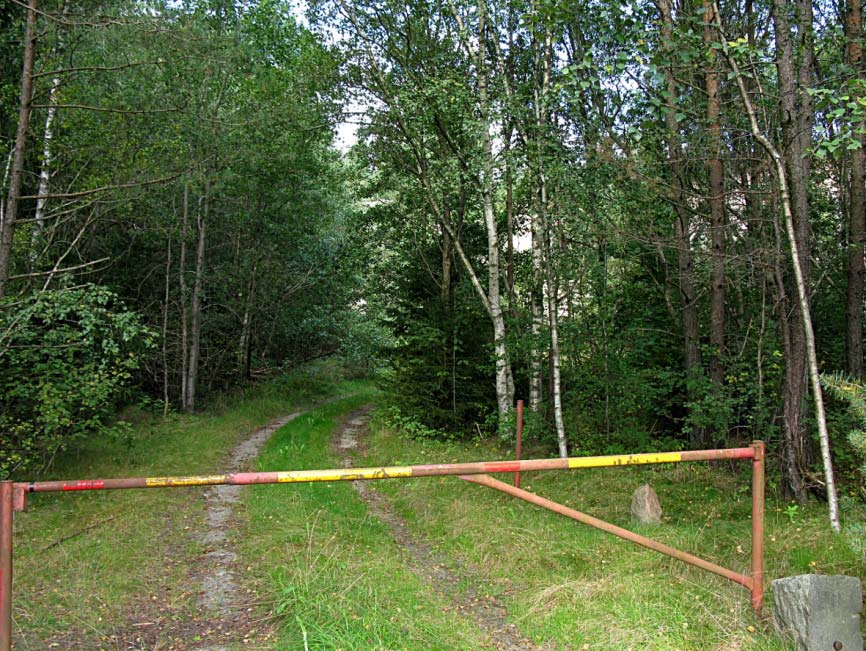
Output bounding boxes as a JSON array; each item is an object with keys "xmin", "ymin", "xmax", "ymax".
[
  {"xmin": 238, "ymin": 394, "xmax": 495, "ymax": 650},
  {"xmin": 358, "ymin": 418, "xmax": 866, "ymax": 651},
  {"xmin": 12, "ymin": 377, "xmax": 864, "ymax": 650},
  {"xmin": 10, "ymin": 363, "xmax": 364, "ymax": 648}
]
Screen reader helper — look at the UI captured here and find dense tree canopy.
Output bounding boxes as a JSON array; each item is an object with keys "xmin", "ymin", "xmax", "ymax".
[
  {"xmin": 2, "ymin": 0, "xmax": 865, "ymax": 528},
  {"xmin": 0, "ymin": 0, "xmax": 364, "ymax": 475}
]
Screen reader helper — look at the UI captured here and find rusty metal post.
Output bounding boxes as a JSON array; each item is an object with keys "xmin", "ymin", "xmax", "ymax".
[
  {"xmin": 751, "ymin": 440, "xmax": 765, "ymax": 616},
  {"xmin": 514, "ymin": 400, "xmax": 524, "ymax": 488},
  {"xmin": 1, "ymin": 481, "xmax": 13, "ymax": 651}
]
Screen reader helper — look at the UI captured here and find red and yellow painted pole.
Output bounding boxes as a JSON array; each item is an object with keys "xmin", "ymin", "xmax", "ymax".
[
  {"xmin": 0, "ymin": 441, "xmax": 765, "ymax": 649},
  {"xmin": 16, "ymin": 447, "xmax": 757, "ymax": 500},
  {"xmin": 1, "ymin": 481, "xmax": 13, "ymax": 651}
]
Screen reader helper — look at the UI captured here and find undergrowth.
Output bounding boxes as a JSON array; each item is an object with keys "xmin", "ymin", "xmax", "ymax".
[
  {"xmin": 10, "ymin": 362, "xmax": 360, "ymax": 648},
  {"xmin": 239, "ymin": 394, "xmax": 494, "ymax": 650},
  {"xmin": 359, "ymin": 414, "xmax": 865, "ymax": 651}
]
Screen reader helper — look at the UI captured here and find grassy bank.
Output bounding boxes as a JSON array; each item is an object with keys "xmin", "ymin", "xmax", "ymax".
[
  {"xmin": 238, "ymin": 395, "xmax": 494, "ymax": 650},
  {"xmin": 10, "ymin": 364, "xmax": 364, "ymax": 648},
  {"xmin": 359, "ymin": 419, "xmax": 865, "ymax": 651}
]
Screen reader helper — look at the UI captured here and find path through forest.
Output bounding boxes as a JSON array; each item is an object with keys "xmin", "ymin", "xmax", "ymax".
[
  {"xmin": 333, "ymin": 407, "xmax": 550, "ymax": 651},
  {"xmin": 189, "ymin": 411, "xmax": 305, "ymax": 651},
  {"xmin": 100, "ymin": 410, "xmax": 315, "ymax": 651}
]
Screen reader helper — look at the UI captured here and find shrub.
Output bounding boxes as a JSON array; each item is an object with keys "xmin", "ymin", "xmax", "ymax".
[{"xmin": 0, "ymin": 285, "xmax": 155, "ymax": 477}]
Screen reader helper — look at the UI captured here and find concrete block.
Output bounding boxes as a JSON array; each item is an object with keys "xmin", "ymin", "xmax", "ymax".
[{"xmin": 772, "ymin": 574, "xmax": 863, "ymax": 651}]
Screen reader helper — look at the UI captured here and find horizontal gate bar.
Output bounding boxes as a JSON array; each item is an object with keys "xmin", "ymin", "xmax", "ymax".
[
  {"xmin": 16, "ymin": 446, "xmax": 756, "ymax": 502},
  {"xmin": 2, "ymin": 440, "xmax": 765, "ymax": 651},
  {"xmin": 459, "ymin": 473, "xmax": 753, "ymax": 589}
]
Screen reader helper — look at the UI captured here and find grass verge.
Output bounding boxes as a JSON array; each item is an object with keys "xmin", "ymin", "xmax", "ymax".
[
  {"xmin": 239, "ymin": 395, "xmax": 495, "ymax": 651},
  {"xmin": 360, "ymin": 418, "xmax": 865, "ymax": 651},
  {"xmin": 10, "ymin": 363, "xmax": 364, "ymax": 649}
]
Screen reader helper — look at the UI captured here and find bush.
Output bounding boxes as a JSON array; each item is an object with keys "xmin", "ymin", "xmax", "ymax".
[{"xmin": 0, "ymin": 285, "xmax": 155, "ymax": 477}]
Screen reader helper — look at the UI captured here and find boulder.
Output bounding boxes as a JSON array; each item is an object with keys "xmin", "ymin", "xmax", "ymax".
[
  {"xmin": 630, "ymin": 484, "xmax": 662, "ymax": 525},
  {"xmin": 772, "ymin": 574, "xmax": 863, "ymax": 651}
]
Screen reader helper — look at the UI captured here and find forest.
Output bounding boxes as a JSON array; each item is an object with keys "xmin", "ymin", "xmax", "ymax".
[
  {"xmin": 2, "ymin": 0, "xmax": 866, "ymax": 555},
  {"xmin": 3, "ymin": 0, "xmax": 866, "ymax": 648}
]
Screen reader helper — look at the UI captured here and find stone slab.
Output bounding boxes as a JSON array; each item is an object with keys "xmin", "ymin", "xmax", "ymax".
[{"xmin": 772, "ymin": 574, "xmax": 863, "ymax": 651}]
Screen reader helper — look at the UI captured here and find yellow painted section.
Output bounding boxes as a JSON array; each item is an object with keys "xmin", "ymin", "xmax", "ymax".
[
  {"xmin": 567, "ymin": 452, "xmax": 682, "ymax": 469},
  {"xmin": 276, "ymin": 466, "xmax": 413, "ymax": 483},
  {"xmin": 145, "ymin": 474, "xmax": 228, "ymax": 487}
]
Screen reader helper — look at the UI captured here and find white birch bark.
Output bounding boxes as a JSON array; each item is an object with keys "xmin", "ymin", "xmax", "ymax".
[
  {"xmin": 185, "ymin": 188, "xmax": 207, "ymax": 412},
  {"xmin": 530, "ymin": 214, "xmax": 545, "ymax": 414},
  {"xmin": 477, "ymin": 0, "xmax": 513, "ymax": 428},
  {"xmin": 535, "ymin": 25, "xmax": 567, "ymax": 456},
  {"xmin": 34, "ymin": 76, "xmax": 60, "ymax": 230}
]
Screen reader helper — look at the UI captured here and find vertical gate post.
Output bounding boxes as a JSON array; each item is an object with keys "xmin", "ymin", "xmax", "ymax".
[
  {"xmin": 1, "ymin": 481, "xmax": 13, "ymax": 651},
  {"xmin": 514, "ymin": 400, "xmax": 524, "ymax": 488},
  {"xmin": 750, "ymin": 441, "xmax": 765, "ymax": 616}
]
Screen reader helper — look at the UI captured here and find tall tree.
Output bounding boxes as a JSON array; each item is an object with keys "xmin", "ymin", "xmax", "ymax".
[
  {"xmin": 703, "ymin": 0, "xmax": 727, "ymax": 416},
  {"xmin": 846, "ymin": 0, "xmax": 866, "ymax": 378},
  {"xmin": 0, "ymin": 0, "xmax": 37, "ymax": 298}
]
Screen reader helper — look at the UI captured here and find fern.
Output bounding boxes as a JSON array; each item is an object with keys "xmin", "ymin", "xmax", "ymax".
[{"xmin": 820, "ymin": 373, "xmax": 866, "ymax": 496}]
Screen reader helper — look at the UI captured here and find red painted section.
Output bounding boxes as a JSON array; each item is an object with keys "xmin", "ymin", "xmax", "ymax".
[
  {"xmin": 61, "ymin": 480, "xmax": 105, "ymax": 492},
  {"xmin": 483, "ymin": 462, "xmax": 521, "ymax": 473}
]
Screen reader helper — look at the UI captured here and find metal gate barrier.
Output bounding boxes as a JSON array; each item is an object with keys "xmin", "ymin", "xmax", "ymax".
[{"xmin": 0, "ymin": 438, "xmax": 765, "ymax": 650}]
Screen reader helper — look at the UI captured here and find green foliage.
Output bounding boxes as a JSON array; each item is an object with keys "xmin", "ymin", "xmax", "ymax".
[
  {"xmin": 379, "ymin": 405, "xmax": 450, "ymax": 440},
  {"xmin": 808, "ymin": 85, "xmax": 866, "ymax": 158},
  {"xmin": 0, "ymin": 285, "xmax": 154, "ymax": 477},
  {"xmin": 378, "ymin": 268, "xmax": 496, "ymax": 435},
  {"xmin": 337, "ymin": 308, "xmax": 392, "ymax": 377}
]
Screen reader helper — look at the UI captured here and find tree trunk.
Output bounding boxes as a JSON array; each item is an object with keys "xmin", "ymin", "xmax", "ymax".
[
  {"xmin": 185, "ymin": 187, "xmax": 208, "ymax": 412},
  {"xmin": 704, "ymin": 0, "xmax": 727, "ymax": 418},
  {"xmin": 477, "ymin": 0, "xmax": 514, "ymax": 430},
  {"xmin": 505, "ymin": 126, "xmax": 516, "ymax": 311},
  {"xmin": 846, "ymin": 0, "xmax": 866, "ymax": 377},
  {"xmin": 529, "ymin": 230, "xmax": 545, "ymax": 414},
  {"xmin": 31, "ymin": 1, "xmax": 68, "ymax": 270},
  {"xmin": 30, "ymin": 84, "xmax": 60, "ymax": 271},
  {"xmin": 0, "ymin": 0, "xmax": 38, "ymax": 299},
  {"xmin": 163, "ymin": 237, "xmax": 172, "ymax": 416},
  {"xmin": 658, "ymin": 0, "xmax": 703, "ymax": 443},
  {"xmin": 441, "ymin": 206, "xmax": 454, "ymax": 304},
  {"xmin": 546, "ymin": 265, "xmax": 567, "ymax": 457},
  {"xmin": 773, "ymin": 0, "xmax": 814, "ymax": 501},
  {"xmin": 239, "ymin": 262, "xmax": 256, "ymax": 380},
  {"xmin": 179, "ymin": 183, "xmax": 190, "ymax": 408},
  {"xmin": 534, "ymin": 23, "xmax": 567, "ymax": 456},
  {"xmin": 717, "ymin": 0, "xmax": 841, "ymax": 531}
]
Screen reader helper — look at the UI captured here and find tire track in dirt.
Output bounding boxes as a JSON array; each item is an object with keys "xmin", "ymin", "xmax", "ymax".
[
  {"xmin": 105, "ymin": 397, "xmax": 349, "ymax": 651},
  {"xmin": 188, "ymin": 410, "xmax": 306, "ymax": 651},
  {"xmin": 334, "ymin": 407, "xmax": 552, "ymax": 651},
  {"xmin": 101, "ymin": 411, "xmax": 303, "ymax": 651}
]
